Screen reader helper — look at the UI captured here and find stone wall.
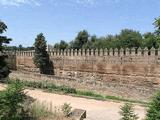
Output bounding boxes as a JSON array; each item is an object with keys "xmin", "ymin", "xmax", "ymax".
[
  {"xmin": 7, "ymin": 48, "xmax": 160, "ymax": 100},
  {"xmin": 6, "ymin": 51, "xmax": 17, "ymax": 70}
]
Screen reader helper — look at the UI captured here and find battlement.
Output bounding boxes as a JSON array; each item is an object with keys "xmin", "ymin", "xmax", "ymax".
[{"xmin": 14, "ymin": 47, "xmax": 159, "ymax": 57}]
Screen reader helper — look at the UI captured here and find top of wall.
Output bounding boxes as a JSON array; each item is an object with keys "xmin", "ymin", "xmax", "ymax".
[{"xmin": 10, "ymin": 47, "xmax": 160, "ymax": 57}]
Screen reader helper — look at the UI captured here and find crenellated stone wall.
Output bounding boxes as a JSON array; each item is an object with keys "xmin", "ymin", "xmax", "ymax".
[{"xmin": 7, "ymin": 47, "xmax": 160, "ymax": 100}]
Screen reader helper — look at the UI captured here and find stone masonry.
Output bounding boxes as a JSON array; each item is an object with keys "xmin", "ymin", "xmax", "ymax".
[{"xmin": 6, "ymin": 47, "xmax": 160, "ymax": 101}]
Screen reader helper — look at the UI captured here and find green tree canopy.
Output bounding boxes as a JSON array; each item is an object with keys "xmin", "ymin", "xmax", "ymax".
[
  {"xmin": 72, "ymin": 30, "xmax": 90, "ymax": 49},
  {"xmin": 154, "ymin": 17, "xmax": 160, "ymax": 36},
  {"xmin": 54, "ymin": 40, "xmax": 68, "ymax": 50},
  {"xmin": 118, "ymin": 29, "xmax": 142, "ymax": 49},
  {"xmin": 0, "ymin": 20, "xmax": 12, "ymax": 80},
  {"xmin": 53, "ymin": 18, "xmax": 160, "ymax": 50},
  {"xmin": 142, "ymin": 32, "xmax": 158, "ymax": 49}
]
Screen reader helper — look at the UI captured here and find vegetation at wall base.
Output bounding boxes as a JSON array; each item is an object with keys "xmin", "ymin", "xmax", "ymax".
[{"xmin": 6, "ymin": 79, "xmax": 147, "ymax": 105}]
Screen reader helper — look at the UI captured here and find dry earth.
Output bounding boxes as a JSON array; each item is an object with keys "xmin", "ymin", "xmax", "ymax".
[{"xmin": 0, "ymin": 84, "xmax": 146, "ymax": 120}]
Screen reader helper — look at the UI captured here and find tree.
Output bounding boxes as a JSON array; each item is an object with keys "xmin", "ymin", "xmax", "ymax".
[
  {"xmin": 54, "ymin": 40, "xmax": 68, "ymax": 50},
  {"xmin": 90, "ymin": 35, "xmax": 97, "ymax": 43},
  {"xmin": 118, "ymin": 29, "xmax": 142, "ymax": 49},
  {"xmin": 33, "ymin": 33, "xmax": 54, "ymax": 75},
  {"xmin": 72, "ymin": 30, "xmax": 90, "ymax": 49},
  {"xmin": 154, "ymin": 17, "xmax": 160, "ymax": 36},
  {"xmin": 0, "ymin": 20, "xmax": 12, "ymax": 80},
  {"xmin": 18, "ymin": 44, "xmax": 23, "ymax": 50},
  {"xmin": 142, "ymin": 32, "xmax": 158, "ymax": 49},
  {"xmin": 146, "ymin": 91, "xmax": 160, "ymax": 120},
  {"xmin": 153, "ymin": 17, "xmax": 160, "ymax": 47},
  {"xmin": 119, "ymin": 103, "xmax": 139, "ymax": 120}
]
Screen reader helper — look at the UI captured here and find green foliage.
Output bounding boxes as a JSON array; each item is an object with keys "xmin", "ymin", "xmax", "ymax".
[
  {"xmin": 33, "ymin": 33, "xmax": 54, "ymax": 75},
  {"xmin": 71, "ymin": 30, "xmax": 89, "ymax": 49},
  {"xmin": 4, "ymin": 45, "xmax": 34, "ymax": 51},
  {"xmin": 0, "ymin": 20, "xmax": 12, "ymax": 80},
  {"xmin": 7, "ymin": 79, "xmax": 146, "ymax": 104},
  {"xmin": 61, "ymin": 103, "xmax": 72, "ymax": 117},
  {"xmin": 54, "ymin": 40, "xmax": 69, "ymax": 50},
  {"xmin": 0, "ymin": 80, "xmax": 27, "ymax": 120},
  {"xmin": 53, "ymin": 17, "xmax": 160, "ymax": 50},
  {"xmin": 154, "ymin": 17, "xmax": 160, "ymax": 47},
  {"xmin": 119, "ymin": 103, "xmax": 139, "ymax": 120},
  {"xmin": 8, "ymin": 80, "xmax": 77, "ymax": 94},
  {"xmin": 118, "ymin": 29, "xmax": 142, "ymax": 49},
  {"xmin": 77, "ymin": 90, "xmax": 104, "ymax": 98},
  {"xmin": 142, "ymin": 32, "xmax": 158, "ymax": 49},
  {"xmin": 54, "ymin": 29, "xmax": 158, "ymax": 50},
  {"xmin": 154, "ymin": 17, "xmax": 160, "ymax": 35},
  {"xmin": 146, "ymin": 91, "xmax": 160, "ymax": 120}
]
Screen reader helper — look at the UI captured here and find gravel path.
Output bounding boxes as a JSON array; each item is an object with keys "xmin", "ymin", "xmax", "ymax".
[{"xmin": 0, "ymin": 84, "xmax": 146, "ymax": 120}]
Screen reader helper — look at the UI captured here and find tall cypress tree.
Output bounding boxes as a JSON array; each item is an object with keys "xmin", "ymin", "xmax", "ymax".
[
  {"xmin": 33, "ymin": 33, "xmax": 54, "ymax": 75},
  {"xmin": 0, "ymin": 20, "xmax": 12, "ymax": 80}
]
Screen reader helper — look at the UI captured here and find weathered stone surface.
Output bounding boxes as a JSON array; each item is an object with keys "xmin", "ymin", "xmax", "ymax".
[{"xmin": 69, "ymin": 109, "xmax": 86, "ymax": 120}]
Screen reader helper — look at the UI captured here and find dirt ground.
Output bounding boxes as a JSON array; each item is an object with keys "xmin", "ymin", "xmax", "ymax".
[{"xmin": 0, "ymin": 84, "xmax": 146, "ymax": 120}]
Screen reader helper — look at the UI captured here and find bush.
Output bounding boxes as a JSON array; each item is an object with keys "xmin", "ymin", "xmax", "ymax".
[
  {"xmin": 61, "ymin": 103, "xmax": 72, "ymax": 117},
  {"xmin": 119, "ymin": 103, "xmax": 139, "ymax": 120},
  {"xmin": 146, "ymin": 91, "xmax": 160, "ymax": 120},
  {"xmin": 0, "ymin": 80, "xmax": 27, "ymax": 120}
]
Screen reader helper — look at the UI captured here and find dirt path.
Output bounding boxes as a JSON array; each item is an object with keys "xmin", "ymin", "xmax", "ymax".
[
  {"xmin": 26, "ymin": 89, "xmax": 146, "ymax": 120},
  {"xmin": 0, "ymin": 85, "xmax": 146, "ymax": 120}
]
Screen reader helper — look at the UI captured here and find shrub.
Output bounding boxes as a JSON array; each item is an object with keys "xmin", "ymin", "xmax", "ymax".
[
  {"xmin": 61, "ymin": 103, "xmax": 72, "ymax": 117},
  {"xmin": 146, "ymin": 91, "xmax": 160, "ymax": 120},
  {"xmin": 119, "ymin": 103, "xmax": 139, "ymax": 120},
  {"xmin": 0, "ymin": 80, "xmax": 27, "ymax": 120}
]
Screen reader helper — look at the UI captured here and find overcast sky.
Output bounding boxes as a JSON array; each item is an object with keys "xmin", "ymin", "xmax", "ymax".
[{"xmin": 0, "ymin": 0, "xmax": 160, "ymax": 46}]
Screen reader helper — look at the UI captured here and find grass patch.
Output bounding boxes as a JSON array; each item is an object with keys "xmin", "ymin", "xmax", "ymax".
[
  {"xmin": 6, "ymin": 80, "xmax": 77, "ymax": 94},
  {"xmin": 76, "ymin": 90, "xmax": 105, "ymax": 99},
  {"xmin": 6, "ymin": 79, "xmax": 147, "ymax": 105},
  {"xmin": 27, "ymin": 101, "xmax": 72, "ymax": 120},
  {"xmin": 104, "ymin": 95, "xmax": 146, "ymax": 105}
]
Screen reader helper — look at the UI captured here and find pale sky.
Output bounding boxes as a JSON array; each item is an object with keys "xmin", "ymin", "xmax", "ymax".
[{"xmin": 0, "ymin": 0, "xmax": 159, "ymax": 46}]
